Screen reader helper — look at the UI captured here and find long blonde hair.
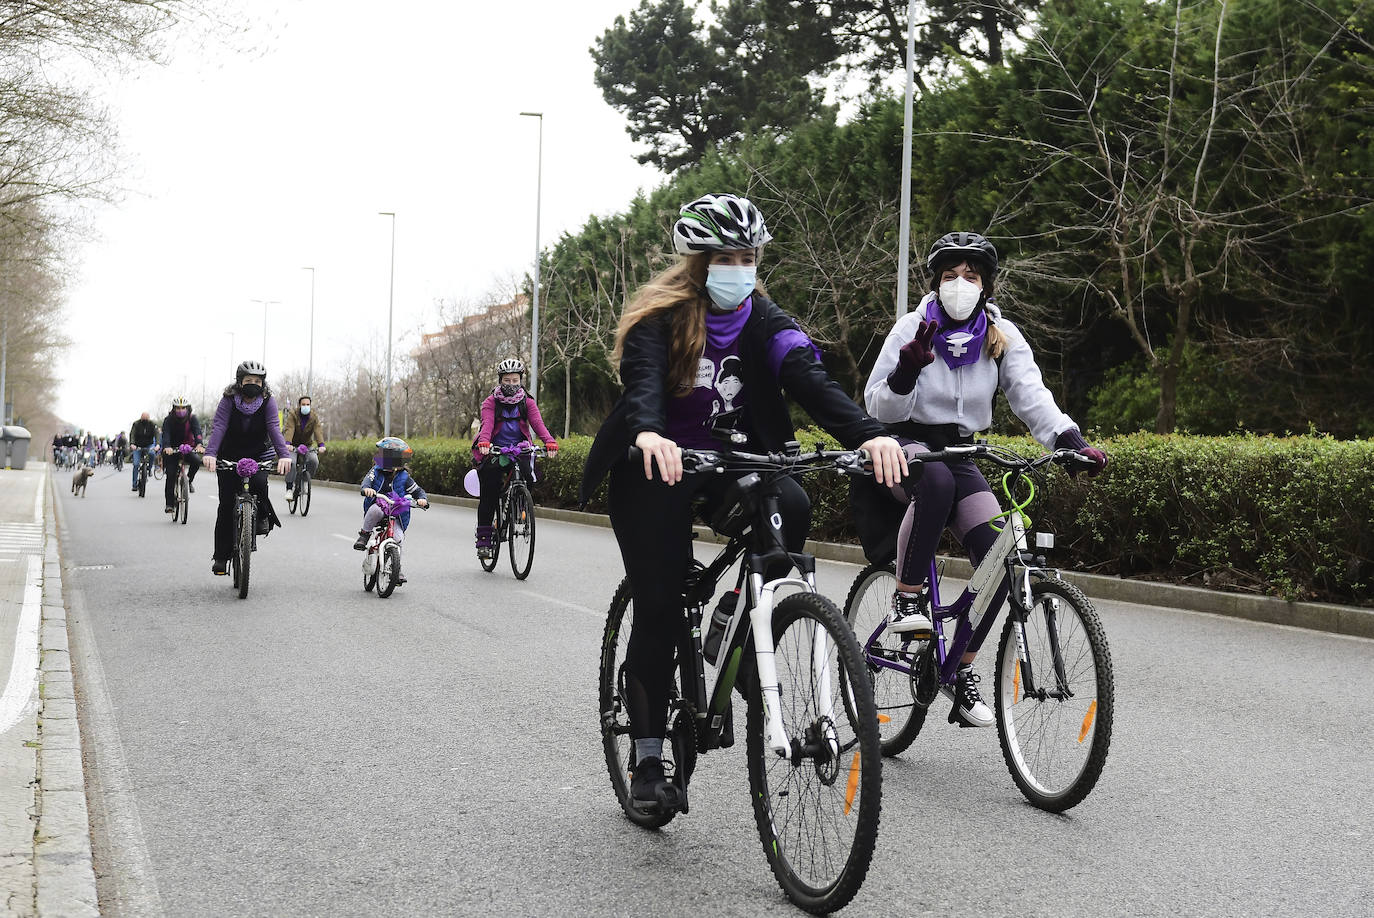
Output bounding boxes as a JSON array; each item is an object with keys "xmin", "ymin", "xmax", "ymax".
[{"xmin": 613, "ymin": 253, "xmax": 712, "ymax": 396}]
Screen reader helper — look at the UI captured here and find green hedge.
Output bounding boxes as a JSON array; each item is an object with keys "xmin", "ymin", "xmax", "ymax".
[{"xmin": 319, "ymin": 433, "xmax": 1374, "ymax": 606}]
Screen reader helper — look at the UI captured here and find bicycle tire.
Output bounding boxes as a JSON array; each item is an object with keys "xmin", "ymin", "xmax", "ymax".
[
  {"xmin": 377, "ymin": 543, "xmax": 401, "ymax": 598},
  {"xmin": 177, "ymin": 470, "xmax": 189, "ymax": 525},
  {"xmin": 598, "ymin": 576, "xmax": 682, "ymax": 830},
  {"xmin": 138, "ymin": 465, "xmax": 147, "ymax": 498},
  {"xmin": 842, "ymin": 562, "xmax": 929, "ymax": 756},
  {"xmin": 152, "ymin": 462, "xmax": 163, "ymax": 481},
  {"xmin": 479, "ymin": 502, "xmax": 500, "ymax": 572},
  {"xmin": 994, "ymin": 577, "xmax": 1114, "ymax": 812},
  {"xmin": 507, "ymin": 483, "xmax": 535, "ymax": 580},
  {"xmin": 746, "ymin": 592, "xmax": 882, "ymax": 914},
  {"xmin": 299, "ymin": 473, "xmax": 312, "ymax": 517},
  {"xmin": 236, "ymin": 501, "xmax": 252, "ymax": 599},
  {"xmin": 362, "ymin": 547, "xmax": 378, "ymax": 592}
]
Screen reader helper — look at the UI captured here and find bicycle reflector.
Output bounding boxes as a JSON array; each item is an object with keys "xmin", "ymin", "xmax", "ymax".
[{"xmin": 1035, "ymin": 532, "xmax": 1055, "ymax": 549}]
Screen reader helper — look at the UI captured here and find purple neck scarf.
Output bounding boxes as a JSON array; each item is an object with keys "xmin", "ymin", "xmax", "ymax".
[
  {"xmin": 926, "ymin": 299, "xmax": 988, "ymax": 369},
  {"xmin": 234, "ymin": 394, "xmax": 265, "ymax": 414},
  {"xmin": 706, "ymin": 297, "xmax": 752, "ymax": 350}
]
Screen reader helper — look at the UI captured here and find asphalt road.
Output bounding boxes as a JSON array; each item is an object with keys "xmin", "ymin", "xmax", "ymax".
[{"xmin": 54, "ymin": 464, "xmax": 1373, "ymax": 917}]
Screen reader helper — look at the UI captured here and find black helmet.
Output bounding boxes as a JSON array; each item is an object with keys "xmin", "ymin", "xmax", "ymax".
[
  {"xmin": 236, "ymin": 359, "xmax": 267, "ymax": 383},
  {"xmin": 927, "ymin": 232, "xmax": 998, "ymax": 288}
]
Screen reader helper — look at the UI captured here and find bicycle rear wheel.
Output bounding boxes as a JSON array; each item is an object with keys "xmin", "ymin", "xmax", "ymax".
[
  {"xmin": 994, "ymin": 577, "xmax": 1113, "ymax": 812},
  {"xmin": 507, "ymin": 483, "xmax": 535, "ymax": 580},
  {"xmin": 236, "ymin": 503, "xmax": 253, "ymax": 599},
  {"xmin": 377, "ymin": 544, "xmax": 401, "ymax": 598},
  {"xmin": 598, "ymin": 577, "xmax": 686, "ymax": 830},
  {"xmin": 362, "ymin": 546, "xmax": 378, "ymax": 592},
  {"xmin": 298, "ymin": 473, "xmax": 312, "ymax": 517},
  {"xmin": 746, "ymin": 592, "xmax": 882, "ymax": 914},
  {"xmin": 843, "ymin": 562, "xmax": 928, "ymax": 756},
  {"xmin": 479, "ymin": 503, "xmax": 501, "ymax": 572}
]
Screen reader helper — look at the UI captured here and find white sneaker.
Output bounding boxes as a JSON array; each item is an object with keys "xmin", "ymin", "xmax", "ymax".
[
  {"xmin": 887, "ymin": 591, "xmax": 933, "ymax": 636},
  {"xmin": 945, "ymin": 667, "xmax": 994, "ymax": 728}
]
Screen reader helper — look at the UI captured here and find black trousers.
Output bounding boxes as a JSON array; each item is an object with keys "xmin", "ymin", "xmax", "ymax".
[
  {"xmin": 476, "ymin": 454, "xmax": 535, "ymax": 527},
  {"xmin": 163, "ymin": 453, "xmax": 200, "ymax": 507},
  {"xmin": 213, "ymin": 468, "xmax": 270, "ymax": 561},
  {"xmin": 608, "ymin": 460, "xmax": 810, "ymax": 739}
]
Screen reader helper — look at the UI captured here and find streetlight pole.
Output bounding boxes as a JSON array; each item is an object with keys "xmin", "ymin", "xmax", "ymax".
[
  {"xmin": 896, "ymin": 0, "xmax": 918, "ymax": 321},
  {"xmin": 303, "ymin": 267, "xmax": 316, "ymax": 395},
  {"xmin": 250, "ymin": 299, "xmax": 280, "ymax": 363},
  {"xmin": 379, "ymin": 212, "xmax": 396, "ymax": 437},
  {"xmin": 519, "ymin": 111, "xmax": 543, "ymax": 400}
]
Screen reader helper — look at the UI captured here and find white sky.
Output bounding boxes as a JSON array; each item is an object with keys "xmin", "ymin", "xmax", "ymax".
[{"xmin": 55, "ymin": 0, "xmax": 663, "ymax": 435}]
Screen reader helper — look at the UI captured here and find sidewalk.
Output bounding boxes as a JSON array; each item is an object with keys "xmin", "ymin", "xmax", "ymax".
[{"xmin": 0, "ymin": 464, "xmax": 98, "ymax": 917}]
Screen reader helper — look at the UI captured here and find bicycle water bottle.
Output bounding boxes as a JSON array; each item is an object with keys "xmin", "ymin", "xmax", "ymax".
[{"xmin": 703, "ymin": 588, "xmax": 740, "ymax": 665}]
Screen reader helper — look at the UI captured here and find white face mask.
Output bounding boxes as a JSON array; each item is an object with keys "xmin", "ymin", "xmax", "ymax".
[
  {"xmin": 705, "ymin": 264, "xmax": 757, "ymax": 313},
  {"xmin": 938, "ymin": 276, "xmax": 983, "ymax": 321}
]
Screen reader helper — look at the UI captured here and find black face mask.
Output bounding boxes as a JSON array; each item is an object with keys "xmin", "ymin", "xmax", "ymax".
[{"xmin": 240, "ymin": 384, "xmax": 263, "ymax": 399}]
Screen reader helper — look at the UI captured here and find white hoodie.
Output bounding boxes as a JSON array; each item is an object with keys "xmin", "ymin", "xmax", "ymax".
[{"xmin": 864, "ymin": 294, "xmax": 1076, "ymax": 449}]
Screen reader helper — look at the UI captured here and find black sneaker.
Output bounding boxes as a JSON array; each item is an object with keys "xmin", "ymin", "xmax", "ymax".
[
  {"xmin": 353, "ymin": 531, "xmax": 370, "ymax": 551},
  {"xmin": 630, "ymin": 757, "xmax": 684, "ymax": 812},
  {"xmin": 211, "ymin": 559, "xmax": 228, "ymax": 575},
  {"xmin": 888, "ymin": 590, "xmax": 934, "ymax": 637},
  {"xmin": 947, "ymin": 666, "xmax": 994, "ymax": 728},
  {"xmin": 189, "ymin": 482, "xmax": 195, "ymax": 493},
  {"xmin": 164, "ymin": 506, "xmax": 175, "ymax": 514},
  {"xmin": 256, "ymin": 517, "xmax": 271, "ymax": 536}
]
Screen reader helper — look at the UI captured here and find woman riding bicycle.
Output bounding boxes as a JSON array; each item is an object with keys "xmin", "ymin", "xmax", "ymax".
[
  {"xmin": 201, "ymin": 360, "xmax": 292, "ymax": 576},
  {"xmin": 863, "ymin": 231, "xmax": 1107, "ymax": 727},
  {"xmin": 472, "ymin": 358, "xmax": 557, "ymax": 559},
  {"xmin": 161, "ymin": 396, "xmax": 204, "ymax": 513},
  {"xmin": 579, "ymin": 192, "xmax": 907, "ymax": 812}
]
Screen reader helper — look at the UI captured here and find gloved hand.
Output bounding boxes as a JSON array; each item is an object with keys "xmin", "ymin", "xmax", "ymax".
[
  {"xmin": 1054, "ymin": 428, "xmax": 1108, "ymax": 477},
  {"xmin": 887, "ymin": 320, "xmax": 938, "ymax": 395},
  {"xmin": 478, "ymin": 440, "xmax": 491, "ymax": 456},
  {"xmin": 544, "ymin": 441, "xmax": 558, "ymax": 454}
]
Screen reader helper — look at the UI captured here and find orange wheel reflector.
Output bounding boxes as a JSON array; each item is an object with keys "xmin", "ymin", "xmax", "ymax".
[
  {"xmin": 877, "ymin": 713, "xmax": 891, "ymax": 724},
  {"xmin": 1078, "ymin": 700, "xmax": 1098, "ymax": 744},
  {"xmin": 1013, "ymin": 660, "xmax": 1021, "ymax": 704},
  {"xmin": 844, "ymin": 751, "xmax": 862, "ymax": 815}
]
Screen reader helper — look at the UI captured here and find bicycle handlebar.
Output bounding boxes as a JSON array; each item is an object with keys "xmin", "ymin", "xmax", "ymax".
[
  {"xmin": 492, "ymin": 442, "xmax": 547, "ymax": 458},
  {"xmin": 629, "ymin": 444, "xmax": 872, "ymax": 477},
  {"xmin": 908, "ymin": 442, "xmax": 1094, "ymax": 472},
  {"xmin": 217, "ymin": 458, "xmax": 261, "ymax": 477}
]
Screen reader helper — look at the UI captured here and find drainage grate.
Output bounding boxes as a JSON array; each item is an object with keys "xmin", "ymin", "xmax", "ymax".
[{"xmin": 73, "ymin": 564, "xmax": 114, "ymax": 571}]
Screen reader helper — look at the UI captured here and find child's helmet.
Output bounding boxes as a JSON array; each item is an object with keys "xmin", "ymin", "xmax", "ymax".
[{"xmin": 374, "ymin": 436, "xmax": 412, "ymax": 469}]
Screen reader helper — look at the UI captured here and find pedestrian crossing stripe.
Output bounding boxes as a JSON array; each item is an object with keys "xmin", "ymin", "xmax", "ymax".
[{"xmin": 0, "ymin": 523, "xmax": 44, "ymax": 553}]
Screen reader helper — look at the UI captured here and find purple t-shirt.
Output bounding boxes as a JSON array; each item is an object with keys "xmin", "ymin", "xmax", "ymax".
[{"xmin": 666, "ymin": 328, "xmax": 748, "ymax": 450}]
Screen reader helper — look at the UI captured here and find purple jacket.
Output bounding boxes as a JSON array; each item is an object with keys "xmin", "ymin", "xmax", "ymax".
[{"xmin": 206, "ymin": 395, "xmax": 290, "ymax": 461}]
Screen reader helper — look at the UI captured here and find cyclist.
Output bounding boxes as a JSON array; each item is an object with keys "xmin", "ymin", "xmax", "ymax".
[
  {"xmin": 352, "ymin": 437, "xmax": 430, "ymax": 566},
  {"xmin": 863, "ymin": 231, "xmax": 1107, "ymax": 728},
  {"xmin": 471, "ymin": 358, "xmax": 557, "ymax": 558},
  {"xmin": 282, "ymin": 395, "xmax": 326, "ymax": 498},
  {"xmin": 578, "ymin": 192, "xmax": 907, "ymax": 811},
  {"xmin": 128, "ymin": 413, "xmax": 159, "ymax": 490},
  {"xmin": 160, "ymin": 397, "xmax": 204, "ymax": 512},
  {"xmin": 201, "ymin": 360, "xmax": 292, "ymax": 576}
]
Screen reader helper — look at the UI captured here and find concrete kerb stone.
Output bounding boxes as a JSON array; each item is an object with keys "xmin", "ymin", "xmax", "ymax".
[
  {"xmin": 314, "ymin": 476, "xmax": 1374, "ymax": 639},
  {"xmin": 35, "ymin": 470, "xmax": 100, "ymax": 918}
]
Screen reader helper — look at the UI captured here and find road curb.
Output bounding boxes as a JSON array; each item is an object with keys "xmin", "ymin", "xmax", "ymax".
[
  {"xmin": 36, "ymin": 470, "xmax": 100, "ymax": 917},
  {"xmin": 315, "ymin": 477, "xmax": 1374, "ymax": 639}
]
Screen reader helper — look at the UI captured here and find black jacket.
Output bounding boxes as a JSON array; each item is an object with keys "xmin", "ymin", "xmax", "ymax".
[
  {"xmin": 161, "ymin": 413, "xmax": 203, "ymax": 449},
  {"xmin": 579, "ymin": 294, "xmax": 884, "ymax": 505},
  {"xmin": 130, "ymin": 418, "xmax": 158, "ymax": 448}
]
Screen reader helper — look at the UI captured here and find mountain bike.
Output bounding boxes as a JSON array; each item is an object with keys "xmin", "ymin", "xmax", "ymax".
[
  {"xmin": 285, "ymin": 445, "xmax": 316, "ymax": 517},
  {"xmin": 218, "ymin": 458, "xmax": 261, "ymax": 600},
  {"xmin": 135, "ymin": 449, "xmax": 153, "ymax": 497},
  {"xmin": 843, "ymin": 442, "xmax": 1114, "ymax": 812},
  {"xmin": 599, "ymin": 444, "xmax": 882, "ymax": 914},
  {"xmin": 169, "ymin": 444, "xmax": 196, "ymax": 525},
  {"xmin": 477, "ymin": 441, "xmax": 543, "ymax": 580},
  {"xmin": 362, "ymin": 492, "xmax": 424, "ymax": 598}
]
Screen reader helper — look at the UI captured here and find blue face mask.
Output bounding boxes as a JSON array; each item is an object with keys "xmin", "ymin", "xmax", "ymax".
[
  {"xmin": 705, "ymin": 264, "xmax": 756, "ymax": 313},
  {"xmin": 300, "ymin": 405, "xmax": 311, "ymax": 415}
]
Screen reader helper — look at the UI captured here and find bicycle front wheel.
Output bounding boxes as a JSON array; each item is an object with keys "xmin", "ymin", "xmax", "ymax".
[
  {"xmin": 507, "ymin": 483, "xmax": 535, "ymax": 580},
  {"xmin": 747, "ymin": 592, "xmax": 882, "ymax": 914},
  {"xmin": 176, "ymin": 472, "xmax": 189, "ymax": 525},
  {"xmin": 598, "ymin": 577, "xmax": 684, "ymax": 830},
  {"xmin": 236, "ymin": 503, "xmax": 252, "ymax": 599},
  {"xmin": 994, "ymin": 578, "xmax": 1114, "ymax": 812},
  {"xmin": 843, "ymin": 562, "xmax": 928, "ymax": 756},
  {"xmin": 299, "ymin": 474, "xmax": 312, "ymax": 517},
  {"xmin": 377, "ymin": 544, "xmax": 401, "ymax": 598},
  {"xmin": 138, "ymin": 467, "xmax": 147, "ymax": 498}
]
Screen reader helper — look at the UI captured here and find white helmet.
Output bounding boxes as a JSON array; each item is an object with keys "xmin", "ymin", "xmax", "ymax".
[
  {"xmin": 671, "ymin": 193, "xmax": 773, "ymax": 254},
  {"xmin": 496, "ymin": 358, "xmax": 525, "ymax": 377}
]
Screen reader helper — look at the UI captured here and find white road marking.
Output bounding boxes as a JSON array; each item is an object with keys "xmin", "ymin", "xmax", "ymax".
[
  {"xmin": 33, "ymin": 468, "xmax": 44, "ymax": 522},
  {"xmin": 0, "ymin": 555, "xmax": 41, "ymax": 735},
  {"xmin": 515, "ymin": 589, "xmax": 602, "ymax": 619}
]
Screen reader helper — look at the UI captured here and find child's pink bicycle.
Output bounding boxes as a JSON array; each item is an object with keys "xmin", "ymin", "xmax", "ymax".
[{"xmin": 362, "ymin": 492, "xmax": 422, "ymax": 598}]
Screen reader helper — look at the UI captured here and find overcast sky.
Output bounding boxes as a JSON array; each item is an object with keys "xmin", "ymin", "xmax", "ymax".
[{"xmin": 55, "ymin": 0, "xmax": 662, "ymax": 435}]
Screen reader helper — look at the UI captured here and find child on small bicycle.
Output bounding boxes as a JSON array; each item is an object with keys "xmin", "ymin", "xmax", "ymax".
[
  {"xmin": 578, "ymin": 193, "xmax": 907, "ymax": 812},
  {"xmin": 353, "ymin": 437, "xmax": 430, "ymax": 551},
  {"xmin": 472, "ymin": 358, "xmax": 557, "ymax": 559},
  {"xmin": 863, "ymin": 231, "xmax": 1107, "ymax": 728}
]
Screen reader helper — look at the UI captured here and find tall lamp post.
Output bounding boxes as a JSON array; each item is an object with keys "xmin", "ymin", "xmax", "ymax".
[
  {"xmin": 379, "ymin": 212, "xmax": 396, "ymax": 437},
  {"xmin": 896, "ymin": 0, "xmax": 919, "ymax": 320},
  {"xmin": 302, "ymin": 267, "xmax": 316, "ymax": 395},
  {"xmin": 250, "ymin": 299, "xmax": 280, "ymax": 363},
  {"xmin": 519, "ymin": 111, "xmax": 543, "ymax": 399}
]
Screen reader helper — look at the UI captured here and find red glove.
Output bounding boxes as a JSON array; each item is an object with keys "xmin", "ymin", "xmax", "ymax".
[
  {"xmin": 544, "ymin": 441, "xmax": 558, "ymax": 453},
  {"xmin": 887, "ymin": 320, "xmax": 938, "ymax": 395},
  {"xmin": 477, "ymin": 440, "xmax": 491, "ymax": 455},
  {"xmin": 1055, "ymin": 429, "xmax": 1108, "ymax": 477}
]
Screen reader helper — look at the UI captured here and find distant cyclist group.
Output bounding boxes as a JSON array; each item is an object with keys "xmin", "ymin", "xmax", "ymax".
[{"xmin": 62, "ymin": 192, "xmax": 1114, "ymax": 913}]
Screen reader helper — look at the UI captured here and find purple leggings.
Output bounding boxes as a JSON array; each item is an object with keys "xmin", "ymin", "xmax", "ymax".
[{"xmin": 890, "ymin": 443, "xmax": 1009, "ymax": 654}]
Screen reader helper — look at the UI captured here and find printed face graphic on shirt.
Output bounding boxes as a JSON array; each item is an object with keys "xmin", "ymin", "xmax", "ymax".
[{"xmin": 714, "ymin": 357, "xmax": 743, "ymax": 411}]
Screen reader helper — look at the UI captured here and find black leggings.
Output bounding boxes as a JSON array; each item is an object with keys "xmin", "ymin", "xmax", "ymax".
[
  {"xmin": 476, "ymin": 455, "xmax": 534, "ymax": 527},
  {"xmin": 608, "ymin": 459, "xmax": 811, "ymax": 739},
  {"xmin": 163, "ymin": 453, "xmax": 200, "ymax": 507},
  {"xmin": 213, "ymin": 468, "xmax": 270, "ymax": 561}
]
